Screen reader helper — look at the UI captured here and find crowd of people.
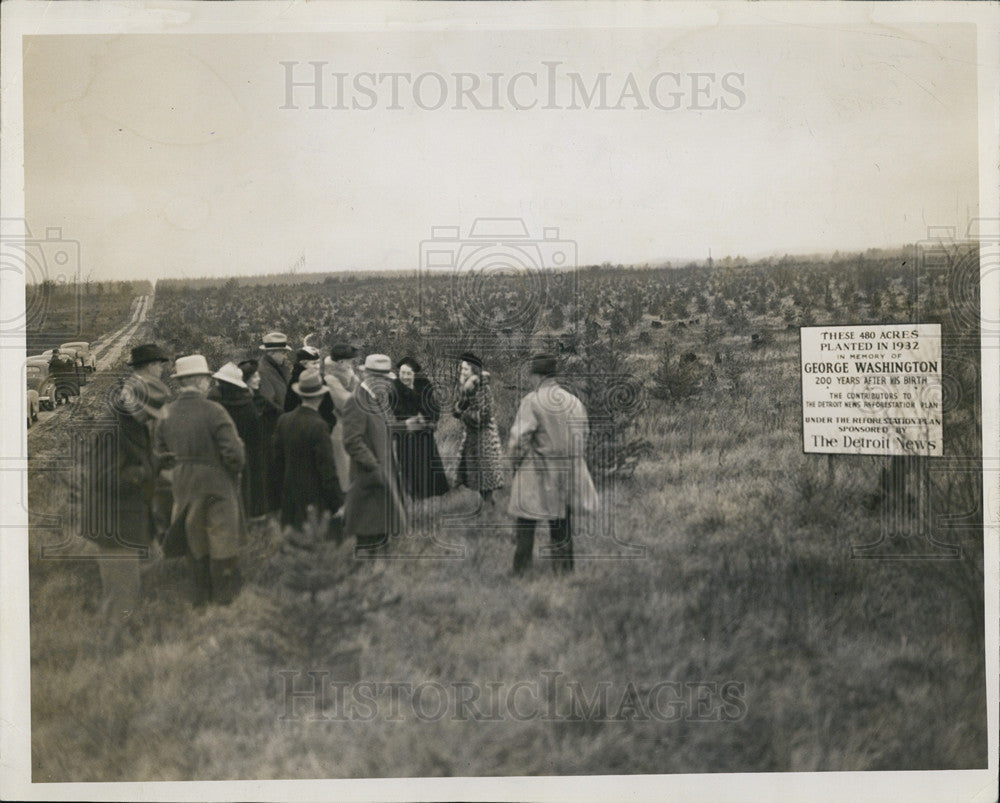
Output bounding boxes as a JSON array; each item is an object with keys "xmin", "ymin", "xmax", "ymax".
[{"xmin": 78, "ymin": 332, "xmax": 598, "ymax": 647}]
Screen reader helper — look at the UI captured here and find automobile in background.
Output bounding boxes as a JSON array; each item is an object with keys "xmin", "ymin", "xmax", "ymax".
[
  {"xmin": 34, "ymin": 347, "xmax": 87, "ymax": 389},
  {"xmin": 25, "ymin": 358, "xmax": 55, "ymax": 412},
  {"xmin": 26, "ymin": 389, "xmax": 40, "ymax": 427},
  {"xmin": 59, "ymin": 341, "xmax": 97, "ymax": 373},
  {"xmin": 28, "ymin": 354, "xmax": 78, "ymax": 406}
]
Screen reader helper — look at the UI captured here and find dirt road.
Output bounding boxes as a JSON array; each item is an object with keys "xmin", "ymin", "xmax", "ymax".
[{"xmin": 28, "ymin": 294, "xmax": 151, "ymax": 433}]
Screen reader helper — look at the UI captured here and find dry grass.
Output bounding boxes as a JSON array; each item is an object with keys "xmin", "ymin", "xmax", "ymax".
[{"xmin": 28, "ymin": 328, "xmax": 987, "ymax": 780}]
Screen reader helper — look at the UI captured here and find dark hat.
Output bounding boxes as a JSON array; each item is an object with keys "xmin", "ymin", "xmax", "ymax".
[
  {"xmin": 237, "ymin": 357, "xmax": 259, "ymax": 382},
  {"xmin": 296, "ymin": 345, "xmax": 320, "ymax": 362},
  {"xmin": 459, "ymin": 351, "xmax": 483, "ymax": 370},
  {"xmin": 128, "ymin": 343, "xmax": 170, "ymax": 367},
  {"xmin": 530, "ymin": 353, "xmax": 558, "ymax": 377},
  {"xmin": 291, "ymin": 368, "xmax": 329, "ymax": 398},
  {"xmin": 329, "ymin": 342, "xmax": 359, "ymax": 361},
  {"xmin": 397, "ymin": 356, "xmax": 422, "ymax": 374}
]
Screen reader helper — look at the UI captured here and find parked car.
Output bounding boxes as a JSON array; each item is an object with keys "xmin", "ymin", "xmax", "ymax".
[
  {"xmin": 40, "ymin": 347, "xmax": 86, "ymax": 393},
  {"xmin": 26, "ymin": 388, "xmax": 39, "ymax": 427},
  {"xmin": 25, "ymin": 358, "xmax": 54, "ymax": 412},
  {"xmin": 29, "ymin": 354, "xmax": 78, "ymax": 406},
  {"xmin": 59, "ymin": 341, "xmax": 97, "ymax": 373}
]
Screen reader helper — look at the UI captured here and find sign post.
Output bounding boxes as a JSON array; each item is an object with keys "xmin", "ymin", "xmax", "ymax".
[
  {"xmin": 800, "ymin": 324, "xmax": 942, "ymax": 457},
  {"xmin": 799, "ymin": 324, "xmax": 954, "ymax": 558}
]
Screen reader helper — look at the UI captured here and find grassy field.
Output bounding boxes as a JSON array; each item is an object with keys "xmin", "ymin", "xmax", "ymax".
[{"xmin": 28, "ymin": 304, "xmax": 987, "ymax": 779}]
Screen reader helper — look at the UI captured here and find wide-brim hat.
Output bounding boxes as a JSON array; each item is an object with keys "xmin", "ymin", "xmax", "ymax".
[
  {"xmin": 260, "ymin": 331, "xmax": 292, "ymax": 350},
  {"xmin": 363, "ymin": 354, "xmax": 393, "ymax": 374},
  {"xmin": 213, "ymin": 361, "xmax": 248, "ymax": 389},
  {"xmin": 296, "ymin": 345, "xmax": 321, "ymax": 362},
  {"xmin": 291, "ymin": 368, "xmax": 329, "ymax": 397},
  {"xmin": 173, "ymin": 354, "xmax": 212, "ymax": 379},
  {"xmin": 128, "ymin": 343, "xmax": 170, "ymax": 367},
  {"xmin": 329, "ymin": 343, "xmax": 359, "ymax": 361}
]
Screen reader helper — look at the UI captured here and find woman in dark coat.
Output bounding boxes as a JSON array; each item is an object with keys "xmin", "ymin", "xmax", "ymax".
[
  {"xmin": 212, "ymin": 362, "xmax": 267, "ymax": 518},
  {"xmin": 453, "ymin": 352, "xmax": 505, "ymax": 503},
  {"xmin": 392, "ymin": 357, "xmax": 449, "ymax": 500}
]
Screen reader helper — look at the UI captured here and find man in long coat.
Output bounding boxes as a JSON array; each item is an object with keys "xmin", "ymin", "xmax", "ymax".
[
  {"xmin": 48, "ymin": 347, "xmax": 79, "ymax": 404},
  {"xmin": 508, "ymin": 354, "xmax": 598, "ymax": 575},
  {"xmin": 156, "ymin": 355, "xmax": 246, "ymax": 605},
  {"xmin": 126, "ymin": 343, "xmax": 174, "ymax": 539},
  {"xmin": 75, "ymin": 374, "xmax": 169, "ymax": 648},
  {"xmin": 341, "ymin": 354, "xmax": 406, "ymax": 556},
  {"xmin": 256, "ymin": 331, "xmax": 292, "ymax": 511},
  {"xmin": 272, "ymin": 368, "xmax": 344, "ymax": 536}
]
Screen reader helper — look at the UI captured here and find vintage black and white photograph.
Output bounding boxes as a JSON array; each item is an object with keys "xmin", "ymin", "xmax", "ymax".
[{"xmin": 1, "ymin": 2, "xmax": 997, "ymax": 801}]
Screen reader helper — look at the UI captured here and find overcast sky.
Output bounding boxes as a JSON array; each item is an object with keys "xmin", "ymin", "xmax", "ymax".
[{"xmin": 23, "ymin": 23, "xmax": 979, "ymax": 281}]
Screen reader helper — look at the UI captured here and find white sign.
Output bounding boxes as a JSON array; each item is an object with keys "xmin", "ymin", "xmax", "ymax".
[{"xmin": 801, "ymin": 324, "xmax": 943, "ymax": 456}]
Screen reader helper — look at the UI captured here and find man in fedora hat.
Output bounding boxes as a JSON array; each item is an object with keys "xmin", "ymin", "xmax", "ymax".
[
  {"xmin": 508, "ymin": 354, "xmax": 598, "ymax": 576},
  {"xmin": 256, "ymin": 332, "xmax": 293, "ymax": 512},
  {"xmin": 342, "ymin": 354, "xmax": 407, "ymax": 556},
  {"xmin": 127, "ymin": 342, "xmax": 171, "ymax": 383},
  {"xmin": 272, "ymin": 368, "xmax": 344, "ymax": 537},
  {"xmin": 127, "ymin": 343, "xmax": 174, "ymax": 539},
  {"xmin": 155, "ymin": 355, "xmax": 246, "ymax": 606},
  {"xmin": 74, "ymin": 370, "xmax": 170, "ymax": 650}
]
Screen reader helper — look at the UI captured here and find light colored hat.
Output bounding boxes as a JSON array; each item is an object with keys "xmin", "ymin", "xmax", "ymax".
[
  {"xmin": 260, "ymin": 331, "xmax": 291, "ymax": 350},
  {"xmin": 212, "ymin": 361, "xmax": 248, "ymax": 389},
  {"xmin": 173, "ymin": 354, "xmax": 212, "ymax": 378},
  {"xmin": 291, "ymin": 368, "xmax": 329, "ymax": 397},
  {"xmin": 363, "ymin": 354, "xmax": 393, "ymax": 374}
]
